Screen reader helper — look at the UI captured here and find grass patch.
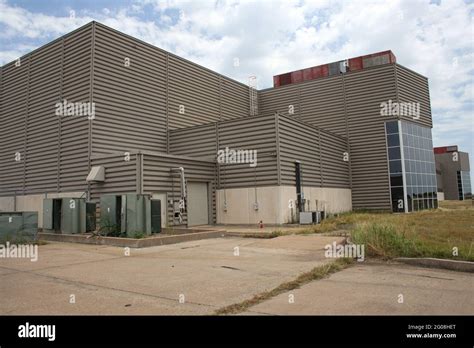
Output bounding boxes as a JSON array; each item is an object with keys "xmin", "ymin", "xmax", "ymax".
[
  {"xmin": 214, "ymin": 258, "xmax": 353, "ymax": 315},
  {"xmin": 348, "ymin": 209, "xmax": 474, "ymax": 261}
]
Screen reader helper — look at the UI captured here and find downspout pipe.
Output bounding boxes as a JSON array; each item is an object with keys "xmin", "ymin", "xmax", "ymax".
[{"xmin": 171, "ymin": 167, "xmax": 186, "ymax": 200}]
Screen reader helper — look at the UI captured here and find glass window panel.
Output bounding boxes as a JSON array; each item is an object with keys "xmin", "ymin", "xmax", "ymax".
[
  {"xmin": 390, "ymin": 174, "xmax": 403, "ymax": 187},
  {"xmin": 386, "ymin": 121, "xmax": 398, "ymax": 134},
  {"xmin": 387, "ymin": 134, "xmax": 400, "ymax": 147},
  {"xmin": 388, "ymin": 147, "xmax": 401, "ymax": 160},
  {"xmin": 389, "ymin": 160, "xmax": 402, "ymax": 173}
]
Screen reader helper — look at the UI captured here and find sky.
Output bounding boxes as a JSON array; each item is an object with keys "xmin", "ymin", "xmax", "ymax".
[{"xmin": 0, "ymin": 0, "xmax": 473, "ymax": 182}]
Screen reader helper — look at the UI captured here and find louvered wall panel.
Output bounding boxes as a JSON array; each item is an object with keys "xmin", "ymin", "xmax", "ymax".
[
  {"xmin": 396, "ymin": 65, "xmax": 432, "ymax": 128},
  {"xmin": 25, "ymin": 40, "xmax": 62, "ymax": 193},
  {"xmin": 278, "ymin": 116, "xmax": 321, "ymax": 187},
  {"xmin": 344, "ymin": 65, "xmax": 396, "ymax": 210},
  {"xmin": 142, "ymin": 153, "xmax": 216, "ymax": 225},
  {"xmin": 217, "ymin": 115, "xmax": 278, "ymax": 188},
  {"xmin": 320, "ymin": 131, "xmax": 350, "ymax": 188},
  {"xmin": 299, "ymin": 77, "xmax": 347, "ymax": 136},
  {"xmin": 220, "ymin": 77, "xmax": 249, "ymax": 120},
  {"xmin": 259, "ymin": 83, "xmax": 300, "ymax": 117},
  {"xmin": 89, "ymin": 153, "xmax": 137, "ymax": 201},
  {"xmin": 260, "ymin": 76, "xmax": 347, "ymax": 136},
  {"xmin": 0, "ymin": 59, "xmax": 29, "ymax": 196},
  {"xmin": 278, "ymin": 115, "xmax": 349, "ymax": 188},
  {"xmin": 59, "ymin": 24, "xmax": 92, "ymax": 192},
  {"xmin": 92, "ymin": 24, "xmax": 167, "ymax": 155},
  {"xmin": 169, "ymin": 123, "xmax": 217, "ymax": 157},
  {"xmin": 168, "ymin": 55, "xmax": 220, "ymax": 129}
]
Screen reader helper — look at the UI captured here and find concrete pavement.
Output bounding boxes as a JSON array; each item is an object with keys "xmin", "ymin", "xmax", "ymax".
[
  {"xmin": 246, "ymin": 260, "xmax": 474, "ymax": 315},
  {"xmin": 0, "ymin": 235, "xmax": 341, "ymax": 315}
]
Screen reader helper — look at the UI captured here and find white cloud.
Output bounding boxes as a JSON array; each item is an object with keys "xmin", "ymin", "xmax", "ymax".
[{"xmin": 1, "ymin": 0, "xmax": 473, "ymax": 170}]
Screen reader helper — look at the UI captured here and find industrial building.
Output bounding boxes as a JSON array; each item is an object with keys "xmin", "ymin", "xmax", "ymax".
[
  {"xmin": 0, "ymin": 21, "xmax": 438, "ymax": 230},
  {"xmin": 434, "ymin": 146, "xmax": 472, "ymax": 201}
]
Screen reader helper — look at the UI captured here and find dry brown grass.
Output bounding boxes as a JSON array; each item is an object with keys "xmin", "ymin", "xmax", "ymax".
[{"xmin": 214, "ymin": 258, "xmax": 353, "ymax": 315}]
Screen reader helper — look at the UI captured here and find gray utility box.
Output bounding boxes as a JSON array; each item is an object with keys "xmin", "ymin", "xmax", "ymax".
[
  {"xmin": 0, "ymin": 212, "xmax": 38, "ymax": 242},
  {"xmin": 100, "ymin": 194, "xmax": 162, "ymax": 237},
  {"xmin": 43, "ymin": 198, "xmax": 96, "ymax": 234},
  {"xmin": 299, "ymin": 212, "xmax": 314, "ymax": 225}
]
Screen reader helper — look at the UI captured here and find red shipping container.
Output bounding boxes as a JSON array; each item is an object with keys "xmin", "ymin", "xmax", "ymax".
[
  {"xmin": 273, "ymin": 75, "xmax": 280, "ymax": 87},
  {"xmin": 291, "ymin": 70, "xmax": 303, "ymax": 84},
  {"xmin": 311, "ymin": 64, "xmax": 329, "ymax": 79},
  {"xmin": 348, "ymin": 57, "xmax": 363, "ymax": 71},
  {"xmin": 279, "ymin": 72, "xmax": 292, "ymax": 86},
  {"xmin": 302, "ymin": 68, "xmax": 313, "ymax": 81}
]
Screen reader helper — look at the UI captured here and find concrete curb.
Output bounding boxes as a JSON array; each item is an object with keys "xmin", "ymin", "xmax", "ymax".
[
  {"xmin": 39, "ymin": 230, "xmax": 226, "ymax": 248},
  {"xmin": 395, "ymin": 257, "xmax": 474, "ymax": 273}
]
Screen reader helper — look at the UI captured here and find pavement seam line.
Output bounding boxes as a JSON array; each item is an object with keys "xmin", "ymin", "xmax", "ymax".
[
  {"xmin": 2, "ymin": 266, "xmax": 217, "ymax": 309},
  {"xmin": 214, "ymin": 257, "xmax": 354, "ymax": 315}
]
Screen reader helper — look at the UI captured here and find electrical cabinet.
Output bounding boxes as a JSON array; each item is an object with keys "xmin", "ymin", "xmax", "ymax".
[
  {"xmin": 43, "ymin": 198, "xmax": 95, "ymax": 234},
  {"xmin": 100, "ymin": 194, "xmax": 160, "ymax": 237},
  {"xmin": 0, "ymin": 212, "xmax": 38, "ymax": 242}
]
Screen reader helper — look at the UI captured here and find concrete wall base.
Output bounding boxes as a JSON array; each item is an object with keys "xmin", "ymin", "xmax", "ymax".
[{"xmin": 216, "ymin": 185, "xmax": 352, "ymax": 225}]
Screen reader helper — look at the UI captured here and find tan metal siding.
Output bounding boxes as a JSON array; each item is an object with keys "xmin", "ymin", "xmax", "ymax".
[
  {"xmin": 89, "ymin": 153, "xmax": 138, "ymax": 201},
  {"xmin": 25, "ymin": 40, "xmax": 62, "ymax": 193},
  {"xmin": 167, "ymin": 55, "xmax": 221, "ymax": 129},
  {"xmin": 220, "ymin": 77, "xmax": 249, "ymax": 121},
  {"xmin": 278, "ymin": 116, "xmax": 349, "ymax": 188},
  {"xmin": 299, "ymin": 77, "xmax": 347, "ymax": 136},
  {"xmin": 259, "ymin": 83, "xmax": 300, "ymax": 117},
  {"xmin": 217, "ymin": 115, "xmax": 278, "ymax": 188},
  {"xmin": 0, "ymin": 59, "xmax": 29, "ymax": 196},
  {"xmin": 92, "ymin": 23, "xmax": 167, "ymax": 155},
  {"xmin": 142, "ymin": 153, "xmax": 216, "ymax": 225},
  {"xmin": 59, "ymin": 25, "xmax": 92, "ymax": 192},
  {"xmin": 320, "ymin": 131, "xmax": 350, "ymax": 188},
  {"xmin": 169, "ymin": 123, "xmax": 217, "ymax": 158},
  {"xmin": 278, "ymin": 116, "xmax": 321, "ymax": 187},
  {"xmin": 396, "ymin": 64, "xmax": 432, "ymax": 128},
  {"xmin": 344, "ymin": 65, "xmax": 396, "ymax": 210}
]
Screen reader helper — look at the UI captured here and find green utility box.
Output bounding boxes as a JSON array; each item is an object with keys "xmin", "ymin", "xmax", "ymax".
[
  {"xmin": 43, "ymin": 198, "xmax": 96, "ymax": 234},
  {"xmin": 0, "ymin": 212, "xmax": 38, "ymax": 242},
  {"xmin": 100, "ymin": 194, "xmax": 161, "ymax": 237}
]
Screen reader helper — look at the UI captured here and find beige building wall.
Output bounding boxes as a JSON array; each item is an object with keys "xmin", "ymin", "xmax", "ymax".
[
  {"xmin": 0, "ymin": 192, "xmax": 85, "ymax": 228},
  {"xmin": 217, "ymin": 186, "xmax": 352, "ymax": 225}
]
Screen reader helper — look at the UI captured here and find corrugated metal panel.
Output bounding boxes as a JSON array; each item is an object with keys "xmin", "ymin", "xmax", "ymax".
[
  {"xmin": 24, "ymin": 40, "xmax": 62, "ymax": 193},
  {"xmin": 278, "ymin": 116, "xmax": 321, "ymax": 187},
  {"xmin": 320, "ymin": 131, "xmax": 350, "ymax": 188},
  {"xmin": 220, "ymin": 77, "xmax": 249, "ymax": 120},
  {"xmin": 395, "ymin": 64, "xmax": 432, "ymax": 128},
  {"xmin": 0, "ymin": 58, "xmax": 29, "ymax": 196},
  {"xmin": 259, "ymin": 83, "xmax": 300, "ymax": 117},
  {"xmin": 278, "ymin": 115, "xmax": 349, "ymax": 188},
  {"xmin": 168, "ymin": 55, "xmax": 220, "ymax": 129},
  {"xmin": 89, "ymin": 153, "xmax": 138, "ymax": 201},
  {"xmin": 169, "ymin": 123, "xmax": 217, "ymax": 157},
  {"xmin": 142, "ymin": 153, "xmax": 216, "ymax": 225},
  {"xmin": 217, "ymin": 115, "xmax": 278, "ymax": 188},
  {"xmin": 92, "ymin": 23, "xmax": 167, "ymax": 155},
  {"xmin": 299, "ymin": 76, "xmax": 346, "ymax": 136},
  {"xmin": 344, "ymin": 64, "xmax": 397, "ymax": 210},
  {"xmin": 59, "ymin": 24, "xmax": 93, "ymax": 192}
]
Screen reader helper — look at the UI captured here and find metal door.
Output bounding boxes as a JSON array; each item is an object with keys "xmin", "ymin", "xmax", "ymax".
[
  {"xmin": 150, "ymin": 199, "xmax": 161, "ymax": 233},
  {"xmin": 43, "ymin": 198, "xmax": 53, "ymax": 230},
  {"xmin": 187, "ymin": 182, "xmax": 209, "ymax": 226}
]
